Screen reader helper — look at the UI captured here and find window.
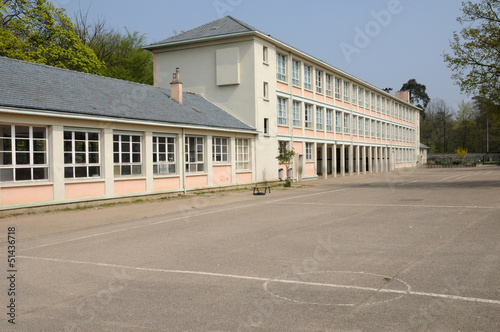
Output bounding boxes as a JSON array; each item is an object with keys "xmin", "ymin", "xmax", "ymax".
[
  {"xmin": 381, "ymin": 98, "xmax": 385, "ymax": 114},
  {"xmin": 113, "ymin": 133, "xmax": 142, "ymax": 176},
  {"xmin": 305, "ymin": 143, "xmax": 313, "ymax": 161},
  {"xmin": 316, "ymin": 107, "xmax": 323, "ymax": 130},
  {"xmin": 153, "ymin": 135, "xmax": 176, "ymax": 174},
  {"xmin": 335, "ymin": 111, "xmax": 342, "ymax": 132},
  {"xmin": 212, "ymin": 137, "xmax": 229, "ymax": 163},
  {"xmin": 381, "ymin": 123, "xmax": 386, "ymax": 139},
  {"xmin": 263, "ymin": 82, "xmax": 269, "ymax": 100},
  {"xmin": 352, "ymin": 115, "xmax": 357, "ymax": 135},
  {"xmin": 64, "ymin": 129, "xmax": 100, "ymax": 179},
  {"xmin": 377, "ymin": 95, "xmax": 380, "ymax": 112},
  {"xmin": 358, "ymin": 117, "xmax": 363, "ymax": 136},
  {"xmin": 344, "ymin": 114, "xmax": 350, "ymax": 133},
  {"xmin": 343, "ymin": 81, "xmax": 349, "ymax": 102},
  {"xmin": 352, "ymin": 85, "xmax": 357, "ymax": 104},
  {"xmin": 0, "ymin": 124, "xmax": 48, "ymax": 182},
  {"xmin": 304, "ymin": 104, "xmax": 312, "ymax": 128},
  {"xmin": 371, "ymin": 93, "xmax": 375, "ymax": 110},
  {"xmin": 292, "ymin": 60, "xmax": 300, "ymax": 86},
  {"xmin": 315, "ymin": 70, "xmax": 322, "ymax": 94},
  {"xmin": 326, "ymin": 74, "xmax": 332, "ymax": 96},
  {"xmin": 277, "ymin": 53, "xmax": 286, "ymax": 81},
  {"xmin": 335, "ymin": 78, "xmax": 341, "ymax": 99},
  {"xmin": 263, "ymin": 46, "xmax": 268, "ymax": 64},
  {"xmin": 277, "ymin": 97, "xmax": 287, "ymax": 125},
  {"xmin": 358, "ymin": 87, "xmax": 363, "ymax": 106},
  {"xmin": 365, "ymin": 90, "xmax": 370, "ymax": 108},
  {"xmin": 293, "ymin": 101, "xmax": 301, "ymax": 127},
  {"xmin": 185, "ymin": 136, "xmax": 204, "ymax": 172},
  {"xmin": 326, "ymin": 109, "xmax": 333, "ymax": 131},
  {"xmin": 365, "ymin": 119, "xmax": 369, "ymax": 136},
  {"xmin": 376, "ymin": 121, "xmax": 380, "ymax": 138},
  {"xmin": 264, "ymin": 118, "xmax": 269, "ymax": 135},
  {"xmin": 304, "ymin": 65, "xmax": 312, "ymax": 90},
  {"xmin": 236, "ymin": 138, "xmax": 250, "ymax": 170},
  {"xmin": 371, "ymin": 120, "xmax": 375, "ymax": 137}
]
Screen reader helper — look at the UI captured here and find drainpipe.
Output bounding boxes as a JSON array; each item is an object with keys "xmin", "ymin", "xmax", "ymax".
[{"xmin": 182, "ymin": 128, "xmax": 186, "ymax": 194}]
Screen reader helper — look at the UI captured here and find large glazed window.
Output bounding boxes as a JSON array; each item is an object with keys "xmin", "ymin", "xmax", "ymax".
[
  {"xmin": 153, "ymin": 135, "xmax": 176, "ymax": 175},
  {"xmin": 113, "ymin": 133, "xmax": 142, "ymax": 176},
  {"xmin": 236, "ymin": 138, "xmax": 250, "ymax": 171},
  {"xmin": 185, "ymin": 136, "xmax": 205, "ymax": 173},
  {"xmin": 64, "ymin": 129, "xmax": 101, "ymax": 179},
  {"xmin": 0, "ymin": 124, "xmax": 48, "ymax": 182}
]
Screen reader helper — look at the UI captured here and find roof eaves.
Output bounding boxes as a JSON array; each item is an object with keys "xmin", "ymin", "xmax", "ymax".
[{"xmin": 144, "ymin": 30, "xmax": 256, "ymax": 51}]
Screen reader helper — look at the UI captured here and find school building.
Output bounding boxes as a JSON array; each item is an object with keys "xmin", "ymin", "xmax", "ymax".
[{"xmin": 0, "ymin": 16, "xmax": 421, "ymax": 209}]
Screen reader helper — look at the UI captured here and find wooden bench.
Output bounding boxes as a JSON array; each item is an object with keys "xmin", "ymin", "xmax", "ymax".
[{"xmin": 253, "ymin": 185, "xmax": 271, "ymax": 195}]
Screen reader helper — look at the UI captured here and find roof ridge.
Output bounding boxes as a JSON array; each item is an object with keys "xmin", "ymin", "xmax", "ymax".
[
  {"xmin": 0, "ymin": 56, "xmax": 155, "ymax": 89},
  {"xmin": 225, "ymin": 15, "xmax": 257, "ymax": 32}
]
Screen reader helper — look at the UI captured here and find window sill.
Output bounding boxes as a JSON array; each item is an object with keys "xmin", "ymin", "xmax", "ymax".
[
  {"xmin": 65, "ymin": 178, "xmax": 104, "ymax": 184},
  {"xmin": 213, "ymin": 163, "xmax": 231, "ymax": 166},
  {"xmin": 114, "ymin": 176, "xmax": 145, "ymax": 181},
  {"xmin": 0, "ymin": 180, "xmax": 52, "ymax": 188},
  {"xmin": 153, "ymin": 174, "xmax": 179, "ymax": 179},
  {"xmin": 185, "ymin": 173, "xmax": 208, "ymax": 176},
  {"xmin": 263, "ymin": 62, "xmax": 269, "ymax": 66}
]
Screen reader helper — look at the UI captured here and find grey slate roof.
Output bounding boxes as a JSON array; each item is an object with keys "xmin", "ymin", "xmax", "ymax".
[
  {"xmin": 147, "ymin": 16, "xmax": 257, "ymax": 47},
  {"xmin": 0, "ymin": 57, "xmax": 254, "ymax": 131},
  {"xmin": 420, "ymin": 143, "xmax": 430, "ymax": 149}
]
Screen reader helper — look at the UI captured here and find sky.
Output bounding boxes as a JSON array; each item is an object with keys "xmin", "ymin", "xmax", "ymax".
[{"xmin": 52, "ymin": 0, "xmax": 467, "ymax": 111}]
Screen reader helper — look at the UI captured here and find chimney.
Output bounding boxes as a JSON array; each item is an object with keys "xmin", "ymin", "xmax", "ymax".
[
  {"xmin": 170, "ymin": 67, "xmax": 183, "ymax": 105},
  {"xmin": 395, "ymin": 90, "xmax": 411, "ymax": 103}
]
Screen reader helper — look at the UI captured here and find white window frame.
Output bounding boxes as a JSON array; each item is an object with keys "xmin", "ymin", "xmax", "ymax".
[
  {"xmin": 326, "ymin": 74, "xmax": 332, "ymax": 96},
  {"xmin": 278, "ymin": 97, "xmax": 287, "ymax": 125},
  {"xmin": 293, "ymin": 101, "xmax": 301, "ymax": 127},
  {"xmin": 64, "ymin": 129, "xmax": 101, "ymax": 179},
  {"xmin": 335, "ymin": 78, "xmax": 341, "ymax": 99},
  {"xmin": 358, "ymin": 87, "xmax": 363, "ymax": 106},
  {"xmin": 0, "ymin": 124, "xmax": 48, "ymax": 182},
  {"xmin": 304, "ymin": 104, "xmax": 312, "ymax": 128},
  {"xmin": 358, "ymin": 117, "xmax": 363, "ymax": 136},
  {"xmin": 305, "ymin": 143, "xmax": 313, "ymax": 161},
  {"xmin": 113, "ymin": 132, "xmax": 142, "ymax": 177},
  {"xmin": 326, "ymin": 109, "xmax": 333, "ymax": 131},
  {"xmin": 352, "ymin": 115, "xmax": 357, "ymax": 135},
  {"xmin": 316, "ymin": 106, "xmax": 323, "ymax": 130},
  {"xmin": 365, "ymin": 119, "xmax": 370, "ymax": 137},
  {"xmin": 352, "ymin": 85, "xmax": 357, "ymax": 104},
  {"xmin": 236, "ymin": 138, "xmax": 250, "ymax": 171},
  {"xmin": 315, "ymin": 70, "xmax": 322, "ymax": 94},
  {"xmin": 277, "ymin": 53, "xmax": 286, "ymax": 81},
  {"xmin": 344, "ymin": 113, "xmax": 350, "ymax": 134},
  {"xmin": 185, "ymin": 136, "xmax": 205, "ymax": 173},
  {"xmin": 212, "ymin": 137, "xmax": 229, "ymax": 164},
  {"xmin": 343, "ymin": 81, "xmax": 349, "ymax": 102},
  {"xmin": 263, "ymin": 46, "xmax": 268, "ymax": 64},
  {"xmin": 292, "ymin": 60, "xmax": 300, "ymax": 86},
  {"xmin": 304, "ymin": 65, "xmax": 312, "ymax": 90},
  {"xmin": 153, "ymin": 135, "xmax": 176, "ymax": 175},
  {"xmin": 335, "ymin": 111, "xmax": 342, "ymax": 132}
]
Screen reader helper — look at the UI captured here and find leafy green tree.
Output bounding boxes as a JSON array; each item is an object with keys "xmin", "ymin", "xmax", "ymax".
[
  {"xmin": 421, "ymin": 99, "xmax": 454, "ymax": 153},
  {"xmin": 0, "ymin": 0, "xmax": 103, "ymax": 73},
  {"xmin": 400, "ymin": 79, "xmax": 431, "ymax": 115},
  {"xmin": 443, "ymin": 0, "xmax": 500, "ymax": 109},
  {"xmin": 454, "ymin": 101, "xmax": 477, "ymax": 150},
  {"xmin": 276, "ymin": 143, "xmax": 295, "ymax": 187},
  {"xmin": 73, "ymin": 9, "xmax": 153, "ymax": 84}
]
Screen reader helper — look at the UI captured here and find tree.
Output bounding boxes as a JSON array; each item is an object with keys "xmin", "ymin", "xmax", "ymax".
[
  {"xmin": 421, "ymin": 99, "xmax": 454, "ymax": 153},
  {"xmin": 0, "ymin": 0, "xmax": 103, "ymax": 73},
  {"xmin": 276, "ymin": 143, "xmax": 295, "ymax": 187},
  {"xmin": 443, "ymin": 0, "xmax": 500, "ymax": 109},
  {"xmin": 454, "ymin": 101, "xmax": 477, "ymax": 150},
  {"xmin": 400, "ymin": 79, "xmax": 431, "ymax": 111},
  {"xmin": 73, "ymin": 9, "xmax": 153, "ymax": 84}
]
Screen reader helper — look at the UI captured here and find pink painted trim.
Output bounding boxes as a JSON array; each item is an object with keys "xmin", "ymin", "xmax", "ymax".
[{"xmin": 1, "ymin": 185, "xmax": 53, "ymax": 206}]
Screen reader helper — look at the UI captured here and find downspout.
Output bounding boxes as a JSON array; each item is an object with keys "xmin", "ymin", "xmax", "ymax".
[{"xmin": 182, "ymin": 128, "xmax": 186, "ymax": 194}]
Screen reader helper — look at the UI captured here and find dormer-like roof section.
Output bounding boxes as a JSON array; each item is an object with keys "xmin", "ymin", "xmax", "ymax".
[{"xmin": 146, "ymin": 16, "xmax": 257, "ymax": 48}]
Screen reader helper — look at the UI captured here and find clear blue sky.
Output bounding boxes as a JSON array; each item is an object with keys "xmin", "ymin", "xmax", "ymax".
[{"xmin": 53, "ymin": 0, "xmax": 466, "ymax": 111}]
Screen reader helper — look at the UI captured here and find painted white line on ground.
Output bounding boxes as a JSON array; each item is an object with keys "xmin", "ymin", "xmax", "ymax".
[
  {"xmin": 20, "ymin": 188, "xmax": 350, "ymax": 252},
  {"xmin": 397, "ymin": 181, "xmax": 418, "ymax": 186},
  {"xmin": 442, "ymin": 173, "xmax": 468, "ymax": 181},
  {"xmin": 456, "ymin": 172, "xmax": 478, "ymax": 180},
  {"xmin": 268, "ymin": 202, "xmax": 496, "ymax": 209},
  {"xmin": 264, "ymin": 188, "xmax": 350, "ymax": 204},
  {"xmin": 18, "ymin": 255, "xmax": 500, "ymax": 306}
]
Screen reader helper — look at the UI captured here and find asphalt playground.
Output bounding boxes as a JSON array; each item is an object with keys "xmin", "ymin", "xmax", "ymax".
[{"xmin": 1, "ymin": 166, "xmax": 499, "ymax": 331}]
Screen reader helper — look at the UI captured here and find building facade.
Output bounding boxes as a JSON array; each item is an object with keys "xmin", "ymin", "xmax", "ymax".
[
  {"xmin": 146, "ymin": 16, "xmax": 421, "ymax": 182},
  {"xmin": 0, "ymin": 57, "xmax": 256, "ymax": 209}
]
